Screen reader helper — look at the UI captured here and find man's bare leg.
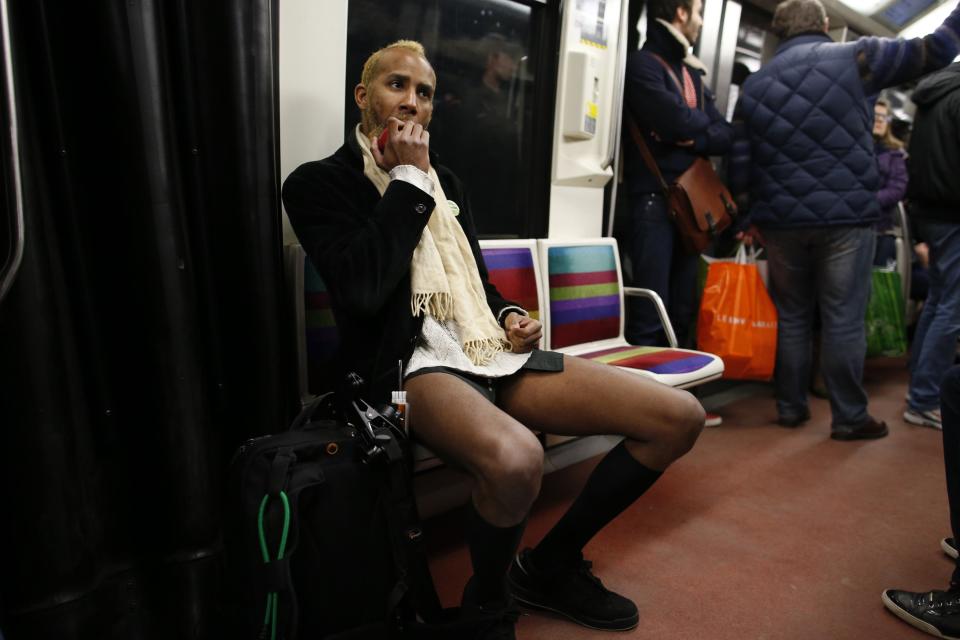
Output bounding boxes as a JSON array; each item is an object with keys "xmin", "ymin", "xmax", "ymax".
[
  {"xmin": 404, "ymin": 372, "xmax": 540, "ymax": 609},
  {"xmin": 498, "ymin": 355, "xmax": 705, "ymax": 630}
]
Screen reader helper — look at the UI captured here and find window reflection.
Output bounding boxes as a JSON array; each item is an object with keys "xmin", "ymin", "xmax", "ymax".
[{"xmin": 346, "ymin": 0, "xmax": 539, "ymax": 237}]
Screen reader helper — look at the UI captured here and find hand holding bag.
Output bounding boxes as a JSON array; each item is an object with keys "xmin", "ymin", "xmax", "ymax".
[{"xmin": 696, "ymin": 245, "xmax": 777, "ymax": 380}]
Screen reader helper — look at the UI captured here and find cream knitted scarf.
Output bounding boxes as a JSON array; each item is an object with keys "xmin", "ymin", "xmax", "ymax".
[{"xmin": 356, "ymin": 126, "xmax": 507, "ymax": 365}]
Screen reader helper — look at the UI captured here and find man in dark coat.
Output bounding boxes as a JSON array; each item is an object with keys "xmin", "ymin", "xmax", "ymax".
[
  {"xmin": 903, "ymin": 62, "xmax": 960, "ymax": 432},
  {"xmin": 729, "ymin": 0, "xmax": 960, "ymax": 440},
  {"xmin": 282, "ymin": 40, "xmax": 705, "ymax": 639},
  {"xmin": 622, "ymin": 0, "xmax": 733, "ymax": 350}
]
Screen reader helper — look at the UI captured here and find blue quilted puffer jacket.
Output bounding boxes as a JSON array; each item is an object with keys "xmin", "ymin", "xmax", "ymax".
[{"xmin": 730, "ymin": 33, "xmax": 880, "ymax": 229}]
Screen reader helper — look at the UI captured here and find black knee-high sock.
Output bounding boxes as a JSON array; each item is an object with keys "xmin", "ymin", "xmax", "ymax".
[
  {"xmin": 533, "ymin": 441, "xmax": 662, "ymax": 566},
  {"xmin": 466, "ymin": 501, "xmax": 526, "ymax": 604}
]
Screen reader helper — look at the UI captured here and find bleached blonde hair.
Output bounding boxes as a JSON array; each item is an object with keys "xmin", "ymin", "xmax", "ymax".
[{"xmin": 360, "ymin": 40, "xmax": 429, "ymax": 87}]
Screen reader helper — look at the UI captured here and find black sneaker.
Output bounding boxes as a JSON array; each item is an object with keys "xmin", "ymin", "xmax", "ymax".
[
  {"xmin": 882, "ymin": 588, "xmax": 960, "ymax": 639},
  {"xmin": 507, "ymin": 548, "xmax": 639, "ymax": 631},
  {"xmin": 944, "ymin": 538, "xmax": 959, "ymax": 560},
  {"xmin": 461, "ymin": 576, "xmax": 522, "ymax": 640}
]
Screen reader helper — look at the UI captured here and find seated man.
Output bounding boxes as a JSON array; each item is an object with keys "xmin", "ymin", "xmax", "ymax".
[{"xmin": 282, "ymin": 40, "xmax": 705, "ymax": 638}]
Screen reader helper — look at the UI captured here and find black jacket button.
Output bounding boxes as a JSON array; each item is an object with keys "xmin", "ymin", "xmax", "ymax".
[{"xmin": 415, "ymin": 203, "xmax": 427, "ymax": 214}]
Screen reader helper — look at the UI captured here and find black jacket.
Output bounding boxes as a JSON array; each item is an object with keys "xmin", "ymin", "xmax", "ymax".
[
  {"xmin": 907, "ymin": 62, "xmax": 960, "ymax": 222},
  {"xmin": 281, "ymin": 131, "xmax": 517, "ymax": 403},
  {"xmin": 623, "ymin": 20, "xmax": 732, "ymax": 195}
]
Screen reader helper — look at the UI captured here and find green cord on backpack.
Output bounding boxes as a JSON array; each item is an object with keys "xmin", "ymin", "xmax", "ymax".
[{"xmin": 257, "ymin": 491, "xmax": 290, "ymax": 640}]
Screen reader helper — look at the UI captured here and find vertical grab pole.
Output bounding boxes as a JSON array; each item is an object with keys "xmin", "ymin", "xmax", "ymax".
[
  {"xmin": 0, "ymin": 0, "xmax": 24, "ymax": 305},
  {"xmin": 603, "ymin": 0, "xmax": 630, "ymax": 237}
]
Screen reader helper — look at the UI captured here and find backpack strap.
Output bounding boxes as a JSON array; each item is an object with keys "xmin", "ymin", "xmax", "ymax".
[{"xmin": 378, "ymin": 435, "xmax": 443, "ymax": 626}]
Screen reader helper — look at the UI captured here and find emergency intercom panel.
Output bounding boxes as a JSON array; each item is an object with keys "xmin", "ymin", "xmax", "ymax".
[{"xmin": 562, "ymin": 50, "xmax": 599, "ymax": 140}]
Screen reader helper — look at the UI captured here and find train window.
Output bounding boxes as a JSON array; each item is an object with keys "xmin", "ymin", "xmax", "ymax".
[{"xmin": 346, "ymin": 0, "xmax": 554, "ymax": 238}]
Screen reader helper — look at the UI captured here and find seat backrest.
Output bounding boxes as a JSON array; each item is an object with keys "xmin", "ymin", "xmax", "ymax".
[
  {"xmin": 283, "ymin": 243, "xmax": 340, "ymax": 402},
  {"xmin": 304, "ymin": 258, "xmax": 339, "ymax": 392},
  {"xmin": 479, "ymin": 239, "xmax": 543, "ymax": 321},
  {"xmin": 538, "ymin": 238, "xmax": 625, "ymax": 350}
]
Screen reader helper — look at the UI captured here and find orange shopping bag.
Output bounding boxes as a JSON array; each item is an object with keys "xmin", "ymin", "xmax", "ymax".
[{"xmin": 696, "ymin": 245, "xmax": 777, "ymax": 380}]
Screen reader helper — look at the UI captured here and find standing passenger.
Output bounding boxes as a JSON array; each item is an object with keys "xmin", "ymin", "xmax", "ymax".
[
  {"xmin": 282, "ymin": 40, "xmax": 706, "ymax": 639},
  {"xmin": 871, "ymin": 99, "xmax": 908, "ymax": 269},
  {"xmin": 729, "ymin": 0, "xmax": 960, "ymax": 440},
  {"xmin": 904, "ymin": 62, "xmax": 960, "ymax": 431},
  {"xmin": 622, "ymin": 0, "xmax": 733, "ymax": 426}
]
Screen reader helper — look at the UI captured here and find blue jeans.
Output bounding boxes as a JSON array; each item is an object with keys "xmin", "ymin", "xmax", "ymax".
[
  {"xmin": 763, "ymin": 226, "xmax": 876, "ymax": 427},
  {"xmin": 908, "ymin": 220, "xmax": 960, "ymax": 412},
  {"xmin": 625, "ymin": 193, "xmax": 698, "ymax": 347}
]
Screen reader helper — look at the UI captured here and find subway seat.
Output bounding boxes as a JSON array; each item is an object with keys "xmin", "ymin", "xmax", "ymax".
[{"xmin": 537, "ymin": 238, "xmax": 723, "ymax": 389}]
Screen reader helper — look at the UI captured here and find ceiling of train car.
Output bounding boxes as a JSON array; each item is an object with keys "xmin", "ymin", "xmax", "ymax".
[
  {"xmin": 831, "ymin": 0, "xmax": 952, "ymax": 34},
  {"xmin": 745, "ymin": 0, "xmax": 952, "ymax": 37}
]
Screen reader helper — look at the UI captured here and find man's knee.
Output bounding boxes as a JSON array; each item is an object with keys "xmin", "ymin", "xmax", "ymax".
[
  {"xmin": 659, "ymin": 390, "xmax": 705, "ymax": 459},
  {"xmin": 479, "ymin": 429, "xmax": 544, "ymax": 513}
]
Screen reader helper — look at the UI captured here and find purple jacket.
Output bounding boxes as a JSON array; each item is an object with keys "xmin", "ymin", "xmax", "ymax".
[{"xmin": 875, "ymin": 142, "xmax": 908, "ymax": 231}]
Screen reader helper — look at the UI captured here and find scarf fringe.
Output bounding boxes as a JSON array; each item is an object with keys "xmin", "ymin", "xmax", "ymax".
[
  {"xmin": 463, "ymin": 337, "xmax": 510, "ymax": 367},
  {"xmin": 411, "ymin": 292, "xmax": 453, "ymax": 320}
]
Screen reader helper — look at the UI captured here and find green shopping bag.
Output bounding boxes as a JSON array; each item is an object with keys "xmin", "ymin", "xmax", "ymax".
[{"xmin": 865, "ymin": 268, "xmax": 907, "ymax": 357}]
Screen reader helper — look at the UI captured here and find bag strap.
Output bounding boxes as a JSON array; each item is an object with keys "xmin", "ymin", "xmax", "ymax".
[
  {"xmin": 624, "ymin": 109, "xmax": 671, "ymax": 194},
  {"xmin": 379, "ymin": 436, "xmax": 443, "ymax": 624},
  {"xmin": 649, "ymin": 52, "xmax": 704, "ymax": 111},
  {"xmin": 649, "ymin": 53, "xmax": 684, "ymax": 95}
]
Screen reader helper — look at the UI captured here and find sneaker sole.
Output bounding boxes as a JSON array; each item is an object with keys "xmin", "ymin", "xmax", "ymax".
[
  {"xmin": 882, "ymin": 590, "xmax": 960, "ymax": 640},
  {"xmin": 830, "ymin": 426, "xmax": 889, "ymax": 441},
  {"xmin": 904, "ymin": 411, "xmax": 943, "ymax": 430},
  {"xmin": 943, "ymin": 538, "xmax": 959, "ymax": 560},
  {"xmin": 510, "ymin": 589, "xmax": 639, "ymax": 632},
  {"xmin": 704, "ymin": 417, "xmax": 722, "ymax": 427}
]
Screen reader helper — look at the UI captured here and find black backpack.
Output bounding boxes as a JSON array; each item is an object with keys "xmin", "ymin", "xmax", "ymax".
[{"xmin": 225, "ymin": 379, "xmax": 448, "ymax": 639}]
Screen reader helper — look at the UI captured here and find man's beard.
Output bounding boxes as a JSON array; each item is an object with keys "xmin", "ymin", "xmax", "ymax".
[
  {"xmin": 361, "ymin": 108, "xmax": 383, "ymax": 139},
  {"xmin": 361, "ymin": 108, "xmax": 422, "ymax": 139}
]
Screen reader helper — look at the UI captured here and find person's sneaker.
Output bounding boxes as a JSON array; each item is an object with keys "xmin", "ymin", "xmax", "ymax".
[
  {"xmin": 704, "ymin": 412, "xmax": 722, "ymax": 427},
  {"xmin": 882, "ymin": 588, "xmax": 960, "ymax": 639},
  {"xmin": 461, "ymin": 577, "xmax": 521, "ymax": 640},
  {"xmin": 944, "ymin": 538, "xmax": 959, "ymax": 560},
  {"xmin": 830, "ymin": 417, "xmax": 889, "ymax": 441},
  {"xmin": 905, "ymin": 408, "xmax": 943, "ymax": 430},
  {"xmin": 507, "ymin": 549, "xmax": 639, "ymax": 631},
  {"xmin": 777, "ymin": 407, "xmax": 811, "ymax": 428}
]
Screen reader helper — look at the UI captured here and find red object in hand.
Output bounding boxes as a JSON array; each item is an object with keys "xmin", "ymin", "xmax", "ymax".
[{"xmin": 377, "ymin": 128, "xmax": 390, "ymax": 153}]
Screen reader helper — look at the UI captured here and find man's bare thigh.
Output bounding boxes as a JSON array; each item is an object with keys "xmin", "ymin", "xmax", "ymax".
[
  {"xmin": 404, "ymin": 371, "xmax": 539, "ymax": 477},
  {"xmin": 497, "ymin": 354, "xmax": 697, "ymax": 442}
]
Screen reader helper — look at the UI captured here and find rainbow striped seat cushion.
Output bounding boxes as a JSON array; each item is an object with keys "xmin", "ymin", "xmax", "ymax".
[
  {"xmin": 304, "ymin": 260, "xmax": 339, "ymax": 365},
  {"xmin": 546, "ymin": 245, "xmax": 620, "ymax": 348},
  {"xmin": 580, "ymin": 345, "xmax": 717, "ymax": 375},
  {"xmin": 482, "ymin": 246, "xmax": 540, "ymax": 320}
]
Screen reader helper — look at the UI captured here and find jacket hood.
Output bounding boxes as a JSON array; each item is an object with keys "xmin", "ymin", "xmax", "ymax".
[{"xmin": 912, "ymin": 62, "xmax": 960, "ymax": 106}]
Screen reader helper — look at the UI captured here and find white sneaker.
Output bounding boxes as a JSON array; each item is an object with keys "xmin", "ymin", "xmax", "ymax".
[
  {"xmin": 903, "ymin": 408, "xmax": 943, "ymax": 430},
  {"xmin": 704, "ymin": 412, "xmax": 722, "ymax": 427}
]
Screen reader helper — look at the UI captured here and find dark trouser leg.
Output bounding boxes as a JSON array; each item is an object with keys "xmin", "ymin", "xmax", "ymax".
[
  {"xmin": 627, "ymin": 194, "xmax": 676, "ymax": 346},
  {"xmin": 532, "ymin": 441, "xmax": 663, "ymax": 564},
  {"xmin": 815, "ymin": 226, "xmax": 874, "ymax": 427},
  {"xmin": 764, "ymin": 229, "xmax": 816, "ymax": 421},
  {"xmin": 669, "ymin": 239, "xmax": 699, "ymax": 348},
  {"xmin": 942, "ymin": 367, "xmax": 960, "ymax": 588}
]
